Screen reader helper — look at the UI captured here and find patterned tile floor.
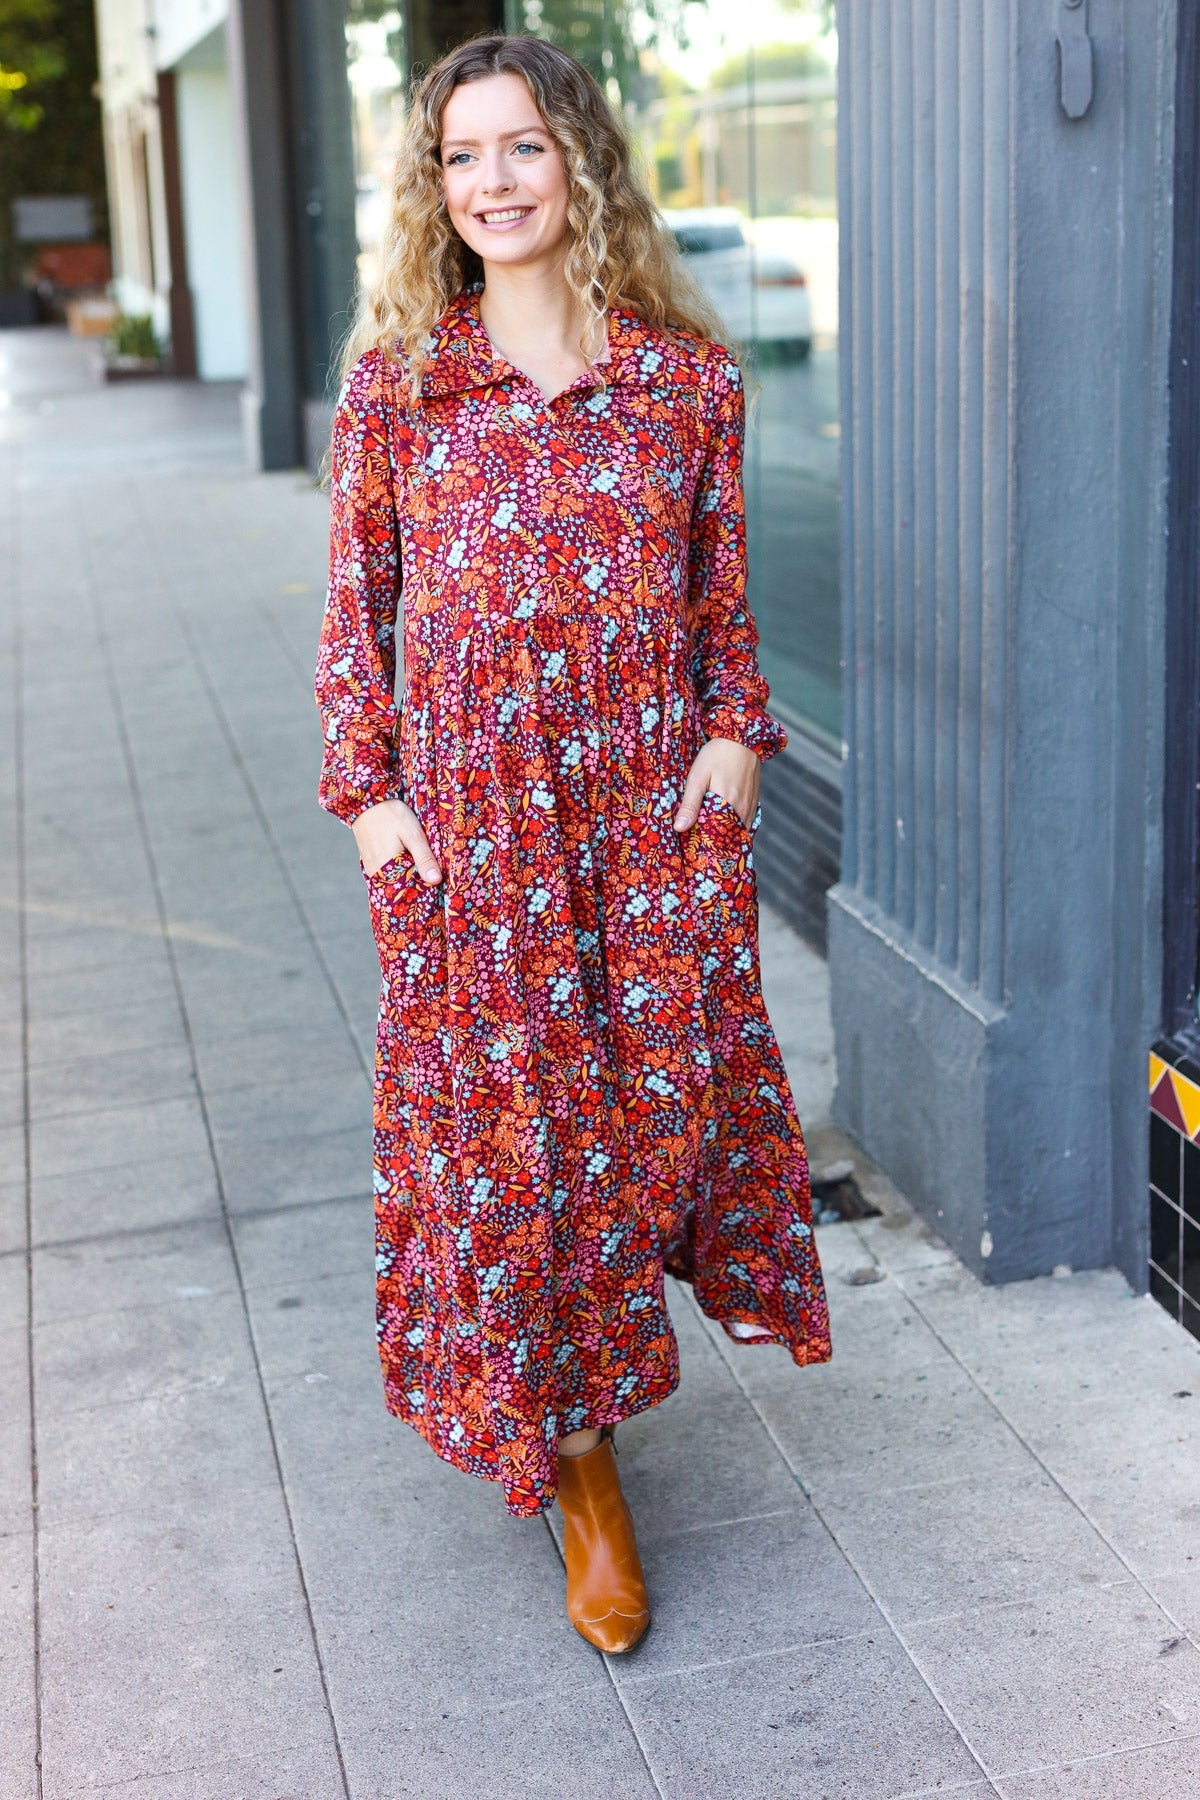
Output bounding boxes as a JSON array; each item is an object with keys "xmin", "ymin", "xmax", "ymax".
[{"xmin": 3, "ymin": 328, "xmax": 1199, "ymax": 1799}]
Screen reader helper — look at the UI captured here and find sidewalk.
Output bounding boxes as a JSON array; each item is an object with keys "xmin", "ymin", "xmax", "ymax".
[{"xmin": 3, "ymin": 327, "xmax": 1200, "ymax": 1800}]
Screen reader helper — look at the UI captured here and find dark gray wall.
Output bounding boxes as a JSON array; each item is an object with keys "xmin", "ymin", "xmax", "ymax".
[
  {"xmin": 829, "ymin": 0, "xmax": 1174, "ymax": 1285},
  {"xmin": 226, "ymin": 0, "xmax": 360, "ymax": 472},
  {"xmin": 290, "ymin": 0, "xmax": 362, "ymax": 466},
  {"xmin": 757, "ymin": 735, "xmax": 841, "ymax": 955},
  {"xmin": 225, "ymin": 0, "xmax": 303, "ymax": 470}
]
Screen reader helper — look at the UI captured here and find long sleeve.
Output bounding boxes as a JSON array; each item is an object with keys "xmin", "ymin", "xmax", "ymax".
[
  {"xmin": 314, "ymin": 347, "xmax": 405, "ymax": 825},
  {"xmin": 686, "ymin": 352, "xmax": 789, "ymax": 763}
]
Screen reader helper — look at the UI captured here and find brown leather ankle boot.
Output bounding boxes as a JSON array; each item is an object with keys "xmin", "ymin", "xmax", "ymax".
[{"xmin": 555, "ymin": 1430, "xmax": 651, "ymax": 1654}]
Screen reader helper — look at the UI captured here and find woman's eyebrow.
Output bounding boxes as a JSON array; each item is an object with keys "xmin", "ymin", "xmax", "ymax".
[{"xmin": 440, "ymin": 126, "xmax": 548, "ymax": 150}]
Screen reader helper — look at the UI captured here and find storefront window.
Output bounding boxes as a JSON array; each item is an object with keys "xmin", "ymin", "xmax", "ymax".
[
  {"xmin": 506, "ymin": 0, "xmax": 841, "ymax": 750},
  {"xmin": 345, "ymin": 5, "xmax": 408, "ymax": 282}
]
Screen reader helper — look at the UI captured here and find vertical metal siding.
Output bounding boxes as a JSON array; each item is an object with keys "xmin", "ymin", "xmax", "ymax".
[
  {"xmin": 979, "ymin": 0, "xmax": 1013, "ymax": 1004},
  {"xmin": 839, "ymin": 0, "xmax": 1011, "ymax": 1005},
  {"xmin": 911, "ymin": 0, "xmax": 939, "ymax": 950},
  {"xmin": 834, "ymin": 0, "xmax": 856, "ymax": 900}
]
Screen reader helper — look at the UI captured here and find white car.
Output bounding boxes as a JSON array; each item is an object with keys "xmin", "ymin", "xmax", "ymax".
[{"xmin": 661, "ymin": 206, "xmax": 814, "ymax": 361}]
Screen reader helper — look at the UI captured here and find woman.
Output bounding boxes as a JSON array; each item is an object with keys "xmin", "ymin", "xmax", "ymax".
[{"xmin": 314, "ymin": 31, "xmax": 832, "ymax": 1656}]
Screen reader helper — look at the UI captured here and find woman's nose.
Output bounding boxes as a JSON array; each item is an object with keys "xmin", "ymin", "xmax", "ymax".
[{"xmin": 480, "ymin": 157, "xmax": 514, "ymax": 194}]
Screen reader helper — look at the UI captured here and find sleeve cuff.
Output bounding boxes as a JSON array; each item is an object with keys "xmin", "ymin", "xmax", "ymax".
[
  {"xmin": 700, "ymin": 704, "xmax": 790, "ymax": 764},
  {"xmin": 317, "ymin": 761, "xmax": 405, "ymax": 827}
]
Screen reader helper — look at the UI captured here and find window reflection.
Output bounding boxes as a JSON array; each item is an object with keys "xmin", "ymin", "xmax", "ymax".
[
  {"xmin": 614, "ymin": 6, "xmax": 841, "ymax": 748},
  {"xmin": 345, "ymin": 4, "xmax": 408, "ymax": 286}
]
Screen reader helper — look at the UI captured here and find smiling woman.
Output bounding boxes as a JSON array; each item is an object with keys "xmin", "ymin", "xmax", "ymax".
[
  {"xmin": 314, "ymin": 29, "xmax": 831, "ymax": 1659},
  {"xmin": 437, "ymin": 77, "xmax": 610, "ymax": 401}
]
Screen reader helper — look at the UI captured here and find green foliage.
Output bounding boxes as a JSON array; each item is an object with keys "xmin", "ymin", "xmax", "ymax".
[
  {"xmin": 110, "ymin": 312, "xmax": 160, "ymax": 360},
  {"xmin": 0, "ymin": 0, "xmax": 65, "ymax": 132},
  {"xmin": 708, "ymin": 40, "xmax": 833, "ymax": 90},
  {"xmin": 503, "ymin": 0, "xmax": 694, "ymax": 112},
  {"xmin": 499, "ymin": 0, "xmax": 833, "ymax": 111},
  {"xmin": 0, "ymin": 0, "xmax": 105, "ymax": 289}
]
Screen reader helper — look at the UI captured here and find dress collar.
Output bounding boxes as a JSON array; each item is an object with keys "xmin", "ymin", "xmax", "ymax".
[{"xmin": 416, "ymin": 280, "xmax": 646, "ymax": 400}]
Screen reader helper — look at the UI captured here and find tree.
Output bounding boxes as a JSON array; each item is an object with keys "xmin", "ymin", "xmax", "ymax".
[
  {"xmin": 0, "ymin": 0, "xmax": 63, "ymax": 130},
  {"xmin": 505, "ymin": 0, "xmax": 697, "ymax": 115},
  {"xmin": 0, "ymin": 0, "xmax": 106, "ymax": 291},
  {"xmin": 707, "ymin": 40, "xmax": 833, "ymax": 91}
]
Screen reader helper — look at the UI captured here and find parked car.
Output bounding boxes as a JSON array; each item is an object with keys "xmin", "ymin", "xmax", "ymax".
[{"xmin": 661, "ymin": 205, "xmax": 813, "ymax": 361}]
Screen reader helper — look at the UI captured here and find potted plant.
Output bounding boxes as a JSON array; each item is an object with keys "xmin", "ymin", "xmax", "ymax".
[{"xmin": 99, "ymin": 311, "xmax": 163, "ymax": 381}]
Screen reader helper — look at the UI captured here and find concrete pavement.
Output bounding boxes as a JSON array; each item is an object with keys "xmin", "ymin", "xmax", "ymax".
[{"xmin": 3, "ymin": 328, "xmax": 1200, "ymax": 1799}]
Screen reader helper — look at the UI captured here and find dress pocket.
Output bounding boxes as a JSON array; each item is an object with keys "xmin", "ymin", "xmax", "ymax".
[
  {"xmin": 363, "ymin": 857, "xmax": 447, "ymax": 1035},
  {"xmin": 362, "ymin": 850, "xmax": 412, "ymax": 884},
  {"xmin": 682, "ymin": 791, "xmax": 763, "ymax": 976},
  {"xmin": 698, "ymin": 788, "xmax": 760, "ymax": 837}
]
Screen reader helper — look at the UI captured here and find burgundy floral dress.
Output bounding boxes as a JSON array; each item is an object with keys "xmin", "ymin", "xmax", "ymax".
[{"xmin": 315, "ymin": 281, "xmax": 831, "ymax": 1518}]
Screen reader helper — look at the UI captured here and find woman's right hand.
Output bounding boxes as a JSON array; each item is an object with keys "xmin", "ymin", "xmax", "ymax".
[{"xmin": 352, "ymin": 799, "xmax": 442, "ymax": 884}]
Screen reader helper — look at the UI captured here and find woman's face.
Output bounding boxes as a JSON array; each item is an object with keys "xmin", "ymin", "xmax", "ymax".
[{"xmin": 438, "ymin": 71, "xmax": 571, "ymax": 271}]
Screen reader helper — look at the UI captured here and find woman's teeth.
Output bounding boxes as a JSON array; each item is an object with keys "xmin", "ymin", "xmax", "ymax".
[{"xmin": 479, "ymin": 208, "xmax": 532, "ymax": 224}]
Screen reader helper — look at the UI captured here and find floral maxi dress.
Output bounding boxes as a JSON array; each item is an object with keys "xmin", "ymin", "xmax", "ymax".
[{"xmin": 315, "ymin": 283, "xmax": 832, "ymax": 1518}]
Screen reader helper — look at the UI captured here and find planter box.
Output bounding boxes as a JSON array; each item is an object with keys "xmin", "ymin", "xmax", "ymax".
[
  {"xmin": 92, "ymin": 348, "xmax": 165, "ymax": 383},
  {"xmin": 66, "ymin": 296, "xmax": 119, "ymax": 338}
]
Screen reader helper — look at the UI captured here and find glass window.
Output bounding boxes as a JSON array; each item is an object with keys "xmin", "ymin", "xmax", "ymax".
[
  {"xmin": 344, "ymin": 4, "xmax": 409, "ymax": 289},
  {"xmin": 504, "ymin": 0, "xmax": 841, "ymax": 750}
]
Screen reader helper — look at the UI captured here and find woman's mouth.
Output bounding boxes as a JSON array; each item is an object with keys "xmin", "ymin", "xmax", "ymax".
[{"xmin": 475, "ymin": 207, "xmax": 535, "ymax": 230}]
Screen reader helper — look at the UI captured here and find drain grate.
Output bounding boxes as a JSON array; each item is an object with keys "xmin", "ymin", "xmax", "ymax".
[{"xmin": 810, "ymin": 1160, "xmax": 882, "ymax": 1225}]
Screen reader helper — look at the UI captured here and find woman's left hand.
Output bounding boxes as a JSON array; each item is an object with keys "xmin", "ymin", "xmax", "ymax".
[{"xmin": 673, "ymin": 738, "xmax": 761, "ymax": 832}]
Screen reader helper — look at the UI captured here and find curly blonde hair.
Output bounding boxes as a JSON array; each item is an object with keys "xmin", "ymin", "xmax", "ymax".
[{"xmin": 334, "ymin": 30, "xmax": 751, "ymax": 408}]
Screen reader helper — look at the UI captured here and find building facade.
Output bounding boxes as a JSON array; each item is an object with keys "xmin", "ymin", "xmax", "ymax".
[
  {"xmin": 830, "ymin": 0, "xmax": 1189, "ymax": 1323},
  {"xmin": 91, "ymin": 0, "xmax": 1200, "ymax": 1336}
]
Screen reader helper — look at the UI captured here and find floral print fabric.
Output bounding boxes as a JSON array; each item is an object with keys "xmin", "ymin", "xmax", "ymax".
[{"xmin": 315, "ymin": 281, "xmax": 831, "ymax": 1518}]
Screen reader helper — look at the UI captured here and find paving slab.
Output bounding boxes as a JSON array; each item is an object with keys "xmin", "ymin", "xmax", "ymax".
[
  {"xmin": 55, "ymin": 1742, "xmax": 348, "ymax": 1800},
  {"xmin": 31, "ymin": 1216, "xmax": 238, "ymax": 1325},
  {"xmin": 0, "ymin": 1321, "xmax": 32, "ymax": 1535},
  {"xmin": 0, "ymin": 1174, "xmax": 26, "ymax": 1255},
  {"xmin": 903, "ymin": 1579, "xmax": 1200, "ymax": 1775},
  {"xmin": 216, "ymin": 1127, "xmax": 371, "ymax": 1215},
  {"xmin": 22, "ymin": 924, "xmax": 177, "ymax": 980},
  {"xmin": 204, "ymin": 1067, "xmax": 371, "ymax": 1154},
  {"xmin": 0, "ymin": 1531, "xmax": 38, "ymax": 1800},
  {"xmin": 0, "ymin": 1061, "xmax": 25, "ymax": 1129},
  {"xmin": 30, "ymin": 1093, "xmax": 210, "ymax": 1184},
  {"xmin": 0, "ymin": 1016, "xmax": 24, "ymax": 1081},
  {"xmin": 613, "ymin": 1370, "xmax": 815, "ymax": 1539},
  {"xmin": 191, "ymin": 1022, "xmax": 367, "ymax": 1096},
  {"xmin": 618, "ymin": 1629, "xmax": 988, "ymax": 1799},
  {"xmin": 739, "ymin": 1352, "xmax": 1031, "ymax": 1504},
  {"xmin": 339, "ymin": 1686, "xmax": 660, "ymax": 1800},
  {"xmin": 29, "ymin": 1149, "xmax": 221, "ymax": 1247},
  {"xmin": 993, "ymin": 1735, "xmax": 1200, "ymax": 1798},
  {"xmin": 24, "ymin": 959, "xmax": 179, "ymax": 1025},
  {"xmin": 612, "ymin": 1502, "xmax": 883, "ymax": 1681},
  {"xmin": 33, "ymin": 1378, "xmax": 284, "ymax": 1534},
  {"xmin": 33, "ymin": 1288, "xmax": 255, "ymax": 1422},
  {"xmin": 818, "ymin": 1459, "xmax": 1130, "ymax": 1627},
  {"xmin": 27, "ymin": 1042, "xmax": 198, "ymax": 1122},
  {"xmin": 37, "ymin": 1599, "xmax": 337, "ymax": 1800},
  {"xmin": 26, "ymin": 995, "xmax": 187, "ymax": 1068}
]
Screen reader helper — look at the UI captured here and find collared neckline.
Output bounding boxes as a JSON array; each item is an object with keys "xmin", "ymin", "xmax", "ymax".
[{"xmin": 417, "ymin": 280, "xmax": 645, "ymax": 401}]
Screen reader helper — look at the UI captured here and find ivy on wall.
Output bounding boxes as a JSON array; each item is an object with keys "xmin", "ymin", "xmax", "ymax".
[{"xmin": 0, "ymin": 0, "xmax": 107, "ymax": 290}]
